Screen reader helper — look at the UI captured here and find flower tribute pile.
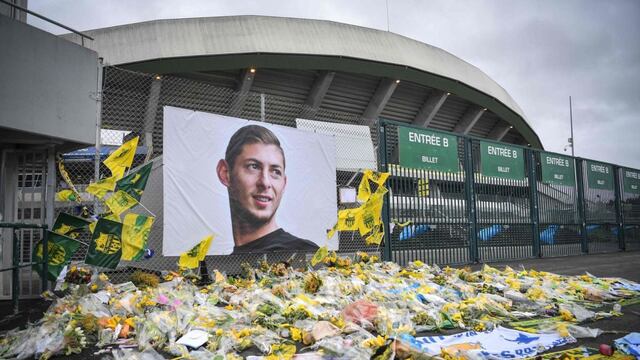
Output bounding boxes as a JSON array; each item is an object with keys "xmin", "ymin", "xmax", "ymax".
[{"xmin": 1, "ymin": 253, "xmax": 639, "ymax": 359}]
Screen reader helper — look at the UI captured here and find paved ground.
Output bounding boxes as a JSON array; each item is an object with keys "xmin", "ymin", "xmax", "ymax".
[{"xmin": 1, "ymin": 251, "xmax": 639, "ymax": 358}]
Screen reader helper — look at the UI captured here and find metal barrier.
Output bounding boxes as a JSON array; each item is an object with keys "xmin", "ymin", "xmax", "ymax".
[
  {"xmin": 379, "ymin": 118, "xmax": 639, "ymax": 265},
  {"xmin": 0, "ymin": 223, "xmax": 48, "ymax": 314},
  {"xmin": 51, "ymin": 66, "xmax": 639, "ymax": 284}
]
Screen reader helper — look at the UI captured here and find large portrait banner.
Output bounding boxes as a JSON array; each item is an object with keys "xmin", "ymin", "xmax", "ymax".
[{"xmin": 163, "ymin": 106, "xmax": 338, "ymax": 256}]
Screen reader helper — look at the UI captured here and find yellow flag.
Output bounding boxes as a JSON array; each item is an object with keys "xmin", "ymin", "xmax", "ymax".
[
  {"xmin": 104, "ymin": 190, "xmax": 139, "ymax": 216},
  {"xmin": 178, "ymin": 235, "xmax": 214, "ymax": 269},
  {"xmin": 327, "ymin": 207, "xmax": 363, "ymax": 239},
  {"xmin": 365, "ymin": 224, "xmax": 385, "ymax": 245},
  {"xmin": 57, "ymin": 160, "xmax": 82, "ymax": 202},
  {"xmin": 310, "ymin": 246, "xmax": 329, "ymax": 266},
  {"xmin": 121, "ymin": 214, "xmax": 155, "ymax": 261},
  {"xmin": 86, "ymin": 176, "xmax": 117, "ymax": 199},
  {"xmin": 55, "ymin": 189, "xmax": 77, "ymax": 202},
  {"xmin": 104, "ymin": 137, "xmax": 139, "ymax": 179},
  {"xmin": 357, "ymin": 170, "xmax": 390, "ymax": 202},
  {"xmin": 358, "ymin": 189, "xmax": 386, "ymax": 236}
]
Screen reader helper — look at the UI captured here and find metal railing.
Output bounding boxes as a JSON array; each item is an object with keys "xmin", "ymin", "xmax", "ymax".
[
  {"xmin": 378, "ymin": 118, "xmax": 640, "ymax": 265},
  {"xmin": 0, "ymin": 0, "xmax": 94, "ymax": 44}
]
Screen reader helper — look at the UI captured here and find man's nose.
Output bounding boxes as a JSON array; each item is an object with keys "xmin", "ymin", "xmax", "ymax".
[{"xmin": 256, "ymin": 169, "xmax": 272, "ymax": 189}]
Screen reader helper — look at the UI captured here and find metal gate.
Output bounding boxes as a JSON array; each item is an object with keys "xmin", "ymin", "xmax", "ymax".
[{"xmin": 0, "ymin": 150, "xmax": 49, "ymax": 299}]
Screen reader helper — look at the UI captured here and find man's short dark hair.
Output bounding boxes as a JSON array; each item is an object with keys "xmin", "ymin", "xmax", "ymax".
[{"xmin": 225, "ymin": 125, "xmax": 285, "ymax": 169}]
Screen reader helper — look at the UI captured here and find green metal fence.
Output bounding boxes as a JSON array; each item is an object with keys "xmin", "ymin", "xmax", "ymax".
[{"xmin": 378, "ymin": 119, "xmax": 639, "ymax": 265}]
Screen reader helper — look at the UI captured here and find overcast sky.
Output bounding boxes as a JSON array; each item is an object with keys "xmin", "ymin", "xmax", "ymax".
[{"xmin": 28, "ymin": 0, "xmax": 640, "ymax": 169}]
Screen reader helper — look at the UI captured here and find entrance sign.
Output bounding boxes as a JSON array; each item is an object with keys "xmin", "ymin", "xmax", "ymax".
[
  {"xmin": 540, "ymin": 152, "xmax": 575, "ymax": 186},
  {"xmin": 585, "ymin": 160, "xmax": 614, "ymax": 191},
  {"xmin": 480, "ymin": 141, "xmax": 524, "ymax": 180},
  {"xmin": 623, "ymin": 168, "xmax": 640, "ymax": 195},
  {"xmin": 398, "ymin": 126, "xmax": 459, "ymax": 172}
]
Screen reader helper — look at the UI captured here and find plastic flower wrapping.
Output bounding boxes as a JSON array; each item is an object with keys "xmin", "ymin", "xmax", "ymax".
[{"xmin": 1, "ymin": 253, "xmax": 639, "ymax": 360}]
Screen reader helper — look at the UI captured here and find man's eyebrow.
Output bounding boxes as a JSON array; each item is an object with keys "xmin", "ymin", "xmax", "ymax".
[{"xmin": 243, "ymin": 158, "xmax": 284, "ymax": 168}]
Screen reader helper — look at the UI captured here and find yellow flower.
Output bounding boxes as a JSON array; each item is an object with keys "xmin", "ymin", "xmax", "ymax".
[
  {"xmin": 290, "ymin": 327, "xmax": 302, "ymax": 341},
  {"xmin": 231, "ymin": 328, "xmax": 252, "ymax": 339},
  {"xmin": 559, "ymin": 308, "xmax": 575, "ymax": 321},
  {"xmin": 124, "ymin": 317, "xmax": 136, "ymax": 328},
  {"xmin": 266, "ymin": 343, "xmax": 296, "ymax": 360},
  {"xmin": 363, "ymin": 335, "xmax": 386, "ymax": 348},
  {"xmin": 413, "ymin": 260, "xmax": 425, "ymax": 267},
  {"xmin": 557, "ymin": 322, "xmax": 570, "ymax": 337},
  {"xmin": 225, "ymin": 304, "xmax": 234, "ymax": 310},
  {"xmin": 451, "ymin": 312, "xmax": 463, "ymax": 323},
  {"xmin": 474, "ymin": 322, "xmax": 486, "ymax": 331},
  {"xmin": 329, "ymin": 316, "xmax": 346, "ymax": 329},
  {"xmin": 505, "ymin": 278, "xmax": 521, "ymax": 291},
  {"xmin": 215, "ymin": 329, "xmax": 223, "ymax": 336}
]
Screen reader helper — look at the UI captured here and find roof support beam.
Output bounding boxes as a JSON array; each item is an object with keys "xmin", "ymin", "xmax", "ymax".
[
  {"xmin": 362, "ymin": 77, "xmax": 399, "ymax": 126},
  {"xmin": 300, "ymin": 71, "xmax": 335, "ymax": 118},
  {"xmin": 487, "ymin": 121, "xmax": 513, "ymax": 142},
  {"xmin": 453, "ymin": 105, "xmax": 486, "ymax": 135},
  {"xmin": 412, "ymin": 90, "xmax": 448, "ymax": 128},
  {"xmin": 229, "ymin": 68, "xmax": 256, "ymax": 116}
]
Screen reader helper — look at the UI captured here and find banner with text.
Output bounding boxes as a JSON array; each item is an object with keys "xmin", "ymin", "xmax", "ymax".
[
  {"xmin": 540, "ymin": 152, "xmax": 575, "ymax": 186},
  {"xmin": 480, "ymin": 141, "xmax": 525, "ymax": 180},
  {"xmin": 398, "ymin": 126, "xmax": 459, "ymax": 172},
  {"xmin": 623, "ymin": 168, "xmax": 640, "ymax": 195},
  {"xmin": 585, "ymin": 160, "xmax": 614, "ymax": 191}
]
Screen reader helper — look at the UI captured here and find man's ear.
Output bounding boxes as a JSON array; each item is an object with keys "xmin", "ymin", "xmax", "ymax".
[{"xmin": 216, "ymin": 159, "xmax": 230, "ymax": 187}]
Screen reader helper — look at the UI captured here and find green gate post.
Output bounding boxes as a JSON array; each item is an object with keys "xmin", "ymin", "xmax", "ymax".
[
  {"xmin": 12, "ymin": 229, "xmax": 20, "ymax": 315},
  {"xmin": 613, "ymin": 166, "xmax": 625, "ymax": 251},
  {"xmin": 575, "ymin": 159, "xmax": 589, "ymax": 253},
  {"xmin": 527, "ymin": 150, "xmax": 541, "ymax": 257},
  {"xmin": 377, "ymin": 120, "xmax": 393, "ymax": 262},
  {"xmin": 41, "ymin": 227, "xmax": 49, "ymax": 292},
  {"xmin": 463, "ymin": 138, "xmax": 479, "ymax": 263}
]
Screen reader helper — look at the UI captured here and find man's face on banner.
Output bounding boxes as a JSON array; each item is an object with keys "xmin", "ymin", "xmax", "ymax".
[{"xmin": 227, "ymin": 143, "xmax": 287, "ymax": 226}]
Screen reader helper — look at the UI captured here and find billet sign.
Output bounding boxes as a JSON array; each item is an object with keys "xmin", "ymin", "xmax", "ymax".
[
  {"xmin": 480, "ymin": 141, "xmax": 525, "ymax": 180},
  {"xmin": 623, "ymin": 168, "xmax": 640, "ymax": 195},
  {"xmin": 540, "ymin": 152, "xmax": 575, "ymax": 186},
  {"xmin": 585, "ymin": 160, "xmax": 614, "ymax": 191},
  {"xmin": 398, "ymin": 126, "xmax": 459, "ymax": 172}
]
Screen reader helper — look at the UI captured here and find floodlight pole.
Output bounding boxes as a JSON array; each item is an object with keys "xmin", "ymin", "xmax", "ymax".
[{"xmin": 569, "ymin": 96, "xmax": 575, "ymax": 157}]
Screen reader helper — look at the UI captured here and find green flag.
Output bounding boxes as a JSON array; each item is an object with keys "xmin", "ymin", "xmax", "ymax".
[
  {"xmin": 32, "ymin": 231, "xmax": 81, "ymax": 281},
  {"xmin": 115, "ymin": 162, "xmax": 152, "ymax": 201},
  {"xmin": 52, "ymin": 212, "xmax": 91, "ymax": 239},
  {"xmin": 86, "ymin": 219, "xmax": 123, "ymax": 269}
]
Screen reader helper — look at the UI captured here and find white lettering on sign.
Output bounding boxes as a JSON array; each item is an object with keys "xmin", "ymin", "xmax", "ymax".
[
  {"xmin": 554, "ymin": 174, "xmax": 564, "ymax": 180},
  {"xmin": 597, "ymin": 180, "xmax": 605, "ymax": 185},
  {"xmin": 488, "ymin": 145, "xmax": 517, "ymax": 159},
  {"xmin": 546, "ymin": 156, "xmax": 570, "ymax": 167},
  {"xmin": 632, "ymin": 185, "xmax": 639, "ymax": 190},
  {"xmin": 626, "ymin": 171, "xmax": 639, "ymax": 179},
  {"xmin": 408, "ymin": 131, "xmax": 449, "ymax": 147},
  {"xmin": 421, "ymin": 156, "xmax": 438, "ymax": 164},
  {"xmin": 498, "ymin": 166, "xmax": 511, "ymax": 173},
  {"xmin": 590, "ymin": 164, "xmax": 609, "ymax": 174}
]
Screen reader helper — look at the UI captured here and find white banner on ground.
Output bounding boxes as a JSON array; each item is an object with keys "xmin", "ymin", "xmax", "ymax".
[{"xmin": 415, "ymin": 326, "xmax": 575, "ymax": 359}]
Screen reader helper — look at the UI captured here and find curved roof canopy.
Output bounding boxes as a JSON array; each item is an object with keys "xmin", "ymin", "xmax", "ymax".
[{"xmin": 68, "ymin": 15, "xmax": 542, "ymax": 148}]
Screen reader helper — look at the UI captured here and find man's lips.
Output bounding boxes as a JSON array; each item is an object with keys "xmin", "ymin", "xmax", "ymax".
[{"xmin": 252, "ymin": 194, "xmax": 273, "ymax": 207}]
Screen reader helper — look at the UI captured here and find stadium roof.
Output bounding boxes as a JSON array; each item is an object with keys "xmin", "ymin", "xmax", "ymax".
[{"xmin": 65, "ymin": 15, "xmax": 542, "ymax": 148}]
